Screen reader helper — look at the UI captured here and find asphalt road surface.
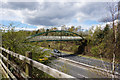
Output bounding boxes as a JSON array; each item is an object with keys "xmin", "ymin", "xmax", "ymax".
[
  {"xmin": 47, "ymin": 59, "xmax": 108, "ymax": 78},
  {"xmin": 41, "ymin": 48, "xmax": 120, "ymax": 78},
  {"xmin": 52, "ymin": 51, "xmax": 120, "ymax": 74},
  {"xmin": 40, "ymin": 47, "xmax": 120, "ymax": 77}
]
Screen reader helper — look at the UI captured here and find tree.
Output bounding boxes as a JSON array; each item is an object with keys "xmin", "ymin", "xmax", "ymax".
[
  {"xmin": 100, "ymin": 2, "xmax": 120, "ymax": 77},
  {"xmin": 68, "ymin": 26, "xmax": 75, "ymax": 32},
  {"xmin": 36, "ymin": 29, "xmax": 39, "ymax": 34},
  {"xmin": 61, "ymin": 25, "xmax": 67, "ymax": 30},
  {"xmin": 50, "ymin": 27, "xmax": 58, "ymax": 30}
]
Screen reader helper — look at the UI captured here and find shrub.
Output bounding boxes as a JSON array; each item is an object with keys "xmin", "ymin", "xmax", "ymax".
[{"xmin": 90, "ymin": 46, "xmax": 99, "ymax": 56}]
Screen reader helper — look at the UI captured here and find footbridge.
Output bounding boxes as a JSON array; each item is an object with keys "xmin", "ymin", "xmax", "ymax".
[{"xmin": 25, "ymin": 30, "xmax": 84, "ymax": 42}]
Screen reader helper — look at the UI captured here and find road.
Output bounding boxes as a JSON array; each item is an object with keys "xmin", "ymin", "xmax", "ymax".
[
  {"xmin": 47, "ymin": 58, "xmax": 108, "ymax": 78},
  {"xmin": 59, "ymin": 53, "xmax": 120, "ymax": 74},
  {"xmin": 50, "ymin": 50, "xmax": 120, "ymax": 74},
  {"xmin": 40, "ymin": 47, "xmax": 120, "ymax": 78}
]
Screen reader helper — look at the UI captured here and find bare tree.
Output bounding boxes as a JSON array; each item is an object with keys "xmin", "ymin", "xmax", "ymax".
[
  {"xmin": 99, "ymin": 2, "xmax": 120, "ymax": 78},
  {"xmin": 108, "ymin": 2, "xmax": 120, "ymax": 78}
]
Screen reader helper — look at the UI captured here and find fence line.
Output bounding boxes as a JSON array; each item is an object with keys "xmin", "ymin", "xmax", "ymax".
[
  {"xmin": 0, "ymin": 59, "xmax": 17, "ymax": 79},
  {"xmin": 0, "ymin": 61, "xmax": 9, "ymax": 78},
  {"xmin": 0, "ymin": 53, "xmax": 28, "ymax": 78},
  {"xmin": 0, "ymin": 47, "xmax": 75, "ymax": 79}
]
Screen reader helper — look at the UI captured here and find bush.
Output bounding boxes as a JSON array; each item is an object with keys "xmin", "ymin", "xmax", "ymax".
[
  {"xmin": 90, "ymin": 46, "xmax": 99, "ymax": 56},
  {"xmin": 90, "ymin": 42, "xmax": 106, "ymax": 57}
]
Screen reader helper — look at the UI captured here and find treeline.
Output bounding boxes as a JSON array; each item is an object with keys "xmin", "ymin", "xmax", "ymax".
[
  {"xmin": 85, "ymin": 24, "xmax": 120, "ymax": 62},
  {"xmin": 33, "ymin": 24, "xmax": 120, "ymax": 62},
  {"xmin": 1, "ymin": 23, "xmax": 120, "ymax": 63}
]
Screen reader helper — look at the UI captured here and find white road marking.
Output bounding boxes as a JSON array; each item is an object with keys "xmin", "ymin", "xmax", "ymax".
[{"xmin": 58, "ymin": 59, "xmax": 88, "ymax": 70}]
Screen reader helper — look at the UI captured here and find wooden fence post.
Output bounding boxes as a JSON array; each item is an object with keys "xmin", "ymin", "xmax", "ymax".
[{"xmin": 25, "ymin": 51, "xmax": 32, "ymax": 77}]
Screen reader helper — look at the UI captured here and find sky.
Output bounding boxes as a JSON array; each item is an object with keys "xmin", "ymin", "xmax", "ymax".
[{"xmin": 0, "ymin": 0, "xmax": 120, "ymax": 31}]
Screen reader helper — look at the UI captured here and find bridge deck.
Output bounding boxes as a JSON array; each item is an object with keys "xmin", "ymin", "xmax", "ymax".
[
  {"xmin": 27, "ymin": 36, "xmax": 83, "ymax": 42},
  {"xmin": 25, "ymin": 30, "xmax": 84, "ymax": 42}
]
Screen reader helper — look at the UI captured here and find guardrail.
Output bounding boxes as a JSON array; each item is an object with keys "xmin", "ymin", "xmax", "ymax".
[{"xmin": 0, "ymin": 47, "xmax": 75, "ymax": 79}]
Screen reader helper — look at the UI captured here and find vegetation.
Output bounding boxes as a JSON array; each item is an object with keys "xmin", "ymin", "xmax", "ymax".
[
  {"xmin": 1, "ymin": 20, "xmax": 120, "ymax": 78},
  {"xmin": 87, "ymin": 24, "xmax": 120, "ymax": 63},
  {"xmin": 1, "ymin": 25, "xmax": 55, "ymax": 78},
  {"xmin": 30, "ymin": 24, "xmax": 120, "ymax": 63},
  {"xmin": 10, "ymin": 24, "xmax": 118, "ymax": 63}
]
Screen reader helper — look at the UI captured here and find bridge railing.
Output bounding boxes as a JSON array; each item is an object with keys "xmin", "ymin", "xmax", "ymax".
[
  {"xmin": 25, "ymin": 36, "xmax": 83, "ymax": 42},
  {"xmin": 0, "ymin": 47, "xmax": 75, "ymax": 79}
]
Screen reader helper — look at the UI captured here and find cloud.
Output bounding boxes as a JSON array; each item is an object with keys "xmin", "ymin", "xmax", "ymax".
[
  {"xmin": 0, "ymin": 9, "xmax": 23, "ymax": 21},
  {"xmin": 99, "ymin": 12, "xmax": 120, "ymax": 22},
  {"xmin": 76, "ymin": 2, "xmax": 112, "ymax": 22},
  {"xmin": 36, "ymin": 25, "xmax": 46, "ymax": 29},
  {"xmin": 20, "ymin": 2, "xmax": 83, "ymax": 26},
  {"xmin": 0, "ymin": 25, "xmax": 36, "ymax": 31},
  {"xmin": 15, "ymin": 27, "xmax": 36, "ymax": 31},
  {"xmin": 1, "ymin": 1, "xmax": 39, "ymax": 10},
  {"xmin": 98, "ymin": 2, "xmax": 120, "ymax": 22},
  {"xmin": 0, "ymin": 1, "xmax": 119, "ymax": 28}
]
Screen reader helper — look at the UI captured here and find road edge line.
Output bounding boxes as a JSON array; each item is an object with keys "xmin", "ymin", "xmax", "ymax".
[{"xmin": 59, "ymin": 57, "xmax": 120, "ymax": 77}]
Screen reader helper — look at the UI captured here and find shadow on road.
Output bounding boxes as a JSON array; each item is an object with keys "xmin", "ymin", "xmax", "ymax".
[{"xmin": 58, "ymin": 54, "xmax": 81, "ymax": 57}]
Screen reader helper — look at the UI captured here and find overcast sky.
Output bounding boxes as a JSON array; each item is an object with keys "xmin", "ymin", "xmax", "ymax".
[{"xmin": 0, "ymin": 0, "xmax": 119, "ymax": 31}]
